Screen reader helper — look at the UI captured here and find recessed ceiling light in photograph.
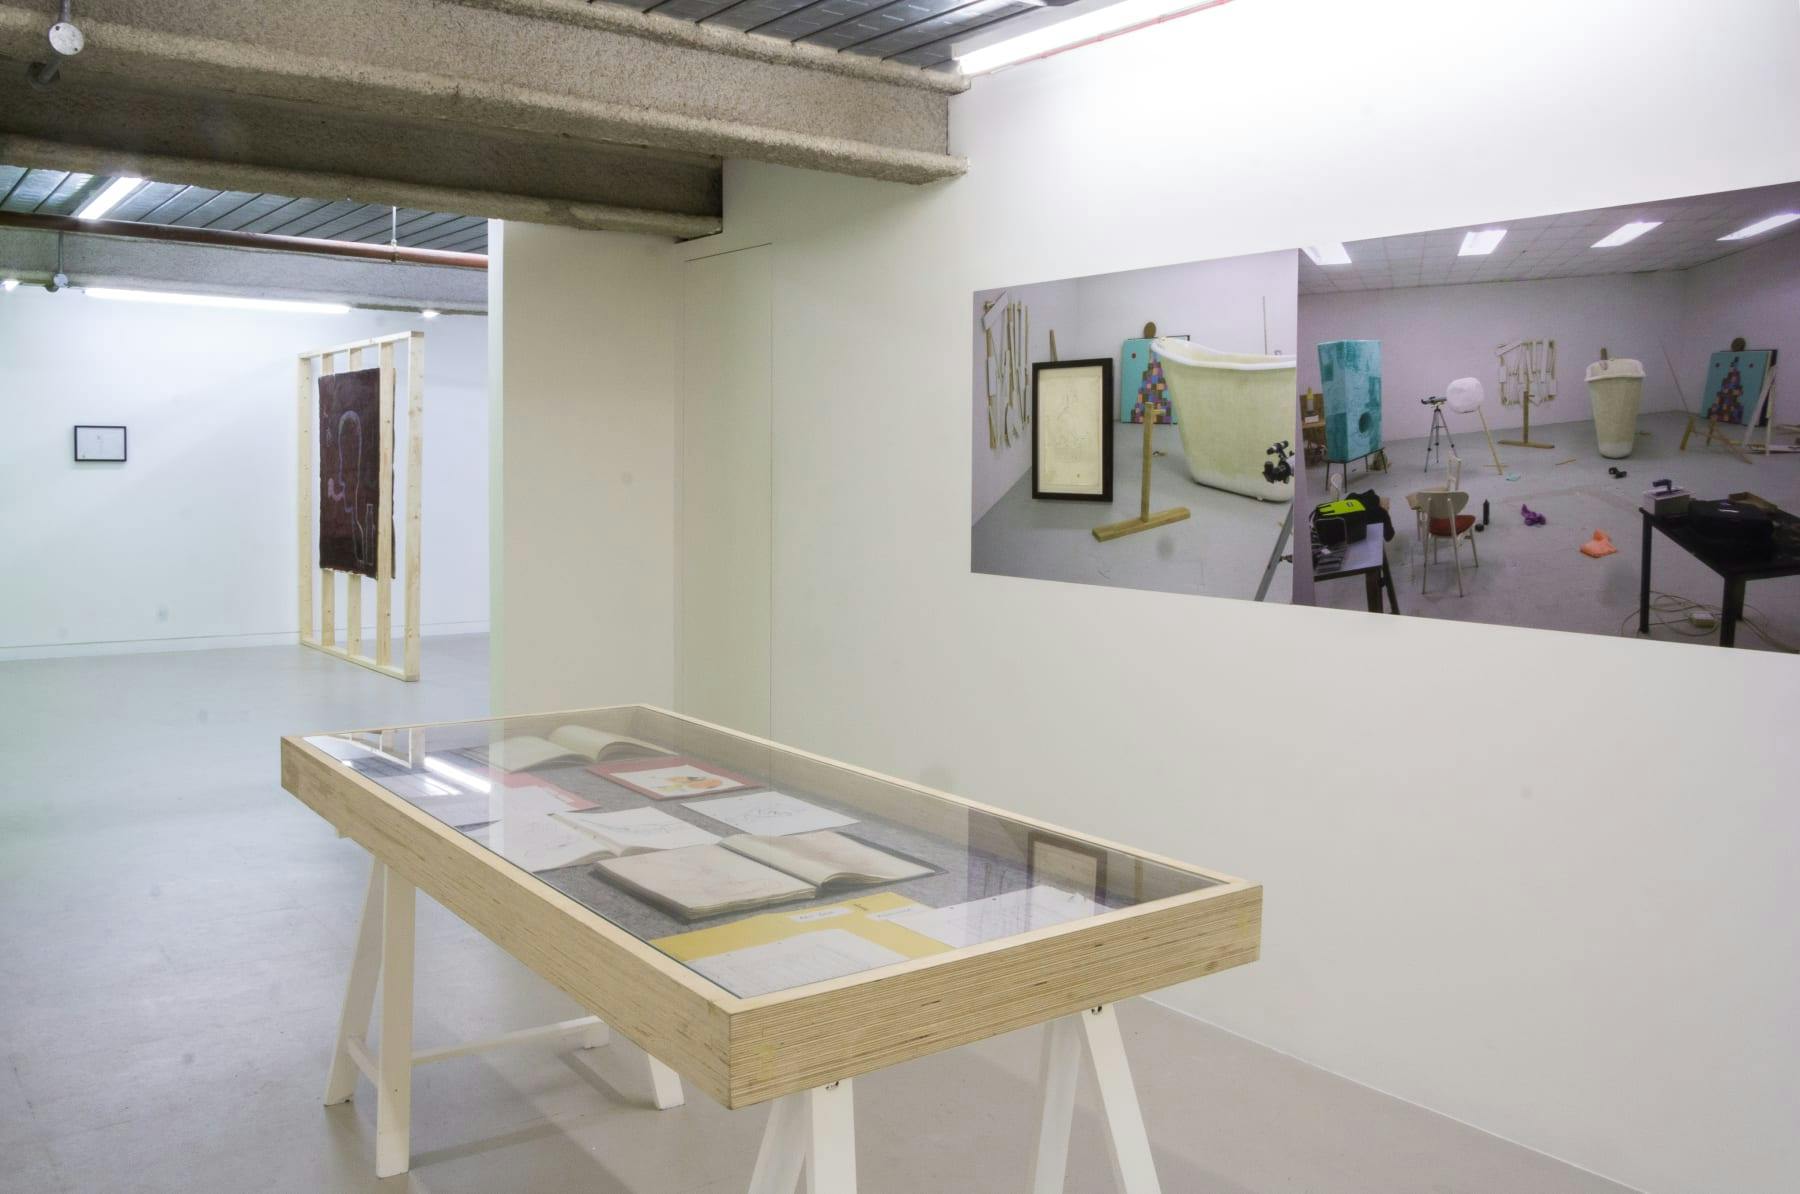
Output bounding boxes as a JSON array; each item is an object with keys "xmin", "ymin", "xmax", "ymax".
[
  {"xmin": 1718, "ymin": 212, "xmax": 1800, "ymax": 241},
  {"xmin": 1302, "ymin": 243, "xmax": 1352, "ymax": 266},
  {"xmin": 1458, "ymin": 229, "xmax": 1507, "ymax": 256},
  {"xmin": 1591, "ymin": 221, "xmax": 1661, "ymax": 248}
]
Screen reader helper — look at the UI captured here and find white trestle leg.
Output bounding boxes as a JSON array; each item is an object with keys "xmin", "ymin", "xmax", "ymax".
[
  {"xmin": 323, "ymin": 854, "xmax": 686, "ymax": 1178},
  {"xmin": 375, "ymin": 865, "xmax": 416, "ymax": 1178},
  {"xmin": 747, "ymin": 1080, "xmax": 857, "ymax": 1194},
  {"xmin": 323, "ymin": 859, "xmax": 385, "ymax": 1106},
  {"xmin": 1029, "ymin": 1005, "xmax": 1164, "ymax": 1194}
]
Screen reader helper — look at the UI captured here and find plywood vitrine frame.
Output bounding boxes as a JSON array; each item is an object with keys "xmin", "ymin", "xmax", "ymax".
[
  {"xmin": 280, "ymin": 704, "xmax": 1262, "ymax": 1109},
  {"xmin": 297, "ymin": 331, "xmax": 423, "ymax": 681}
]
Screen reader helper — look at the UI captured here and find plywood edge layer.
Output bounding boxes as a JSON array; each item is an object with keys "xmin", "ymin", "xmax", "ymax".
[
  {"xmin": 722, "ymin": 883, "xmax": 1262, "ymax": 1107},
  {"xmin": 279, "ymin": 736, "xmax": 734, "ymax": 1103}
]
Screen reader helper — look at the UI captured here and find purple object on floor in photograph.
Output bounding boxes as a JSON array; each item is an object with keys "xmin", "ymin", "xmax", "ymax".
[{"xmin": 1521, "ymin": 504, "xmax": 1547, "ymax": 527}]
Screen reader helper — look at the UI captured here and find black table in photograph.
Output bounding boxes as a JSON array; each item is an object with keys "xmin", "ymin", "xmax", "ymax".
[
  {"xmin": 1313, "ymin": 530, "xmax": 1400, "ymax": 614},
  {"xmin": 1638, "ymin": 499, "xmax": 1800, "ymax": 647}
]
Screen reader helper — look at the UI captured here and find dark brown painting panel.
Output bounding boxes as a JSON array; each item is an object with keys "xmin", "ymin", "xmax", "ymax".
[{"xmin": 318, "ymin": 368, "xmax": 394, "ymax": 579}]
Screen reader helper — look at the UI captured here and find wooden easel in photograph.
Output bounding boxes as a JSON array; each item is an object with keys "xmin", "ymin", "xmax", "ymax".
[
  {"xmin": 1094, "ymin": 330, "xmax": 1189, "ymax": 541},
  {"xmin": 1496, "ymin": 338, "xmax": 1556, "ymax": 450},
  {"xmin": 297, "ymin": 331, "xmax": 424, "ymax": 681}
]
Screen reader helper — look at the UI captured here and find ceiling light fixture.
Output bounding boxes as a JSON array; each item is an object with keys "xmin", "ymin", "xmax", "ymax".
[
  {"xmin": 84, "ymin": 287, "xmax": 351, "ymax": 314},
  {"xmin": 76, "ymin": 175, "xmax": 145, "ymax": 220},
  {"xmin": 955, "ymin": 0, "xmax": 1233, "ymax": 76},
  {"xmin": 1, "ymin": 278, "xmax": 19, "ymax": 292},
  {"xmin": 1718, "ymin": 212, "xmax": 1800, "ymax": 241},
  {"xmin": 1591, "ymin": 220, "xmax": 1661, "ymax": 248},
  {"xmin": 421, "ymin": 308, "xmax": 441, "ymax": 319},
  {"xmin": 1458, "ymin": 228, "xmax": 1507, "ymax": 257},
  {"xmin": 1302, "ymin": 243, "xmax": 1352, "ymax": 266}
]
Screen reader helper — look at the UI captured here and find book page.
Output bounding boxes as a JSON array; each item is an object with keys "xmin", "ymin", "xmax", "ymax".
[
  {"xmin": 470, "ymin": 736, "xmax": 577, "ymax": 772},
  {"xmin": 686, "ymin": 928, "xmax": 909, "ymax": 998},
  {"xmin": 547, "ymin": 725, "xmax": 666, "ymax": 762},
  {"xmin": 597, "ymin": 844, "xmax": 814, "ymax": 919},
  {"xmin": 868, "ymin": 885, "xmax": 1099, "ymax": 949},
  {"xmin": 723, "ymin": 830, "xmax": 932, "ymax": 888},
  {"xmin": 688, "ymin": 791, "xmax": 857, "ymax": 836},
  {"xmin": 471, "ymin": 813, "xmax": 614, "ymax": 873},
  {"xmin": 552, "ymin": 806, "xmax": 720, "ymax": 854}
]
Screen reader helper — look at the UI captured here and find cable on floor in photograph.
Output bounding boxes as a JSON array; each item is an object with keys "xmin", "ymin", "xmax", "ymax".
[{"xmin": 1620, "ymin": 591, "xmax": 1799, "ymax": 653}]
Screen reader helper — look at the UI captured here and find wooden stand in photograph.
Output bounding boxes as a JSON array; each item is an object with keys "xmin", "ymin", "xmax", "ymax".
[
  {"xmin": 297, "ymin": 331, "xmax": 424, "ymax": 682},
  {"xmin": 1093, "ymin": 405, "xmax": 1190, "ymax": 541},
  {"xmin": 1499, "ymin": 374, "xmax": 1555, "ymax": 450}
]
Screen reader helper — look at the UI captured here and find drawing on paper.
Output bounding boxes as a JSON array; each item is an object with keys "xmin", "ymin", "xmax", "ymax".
[{"xmin": 317, "ymin": 368, "xmax": 392, "ymax": 578}]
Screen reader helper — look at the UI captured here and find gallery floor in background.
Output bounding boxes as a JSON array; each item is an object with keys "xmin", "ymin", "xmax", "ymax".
[
  {"xmin": 1, "ymin": 637, "xmax": 1635, "ymax": 1193},
  {"xmin": 1309, "ymin": 411, "xmax": 1800, "ymax": 650}
]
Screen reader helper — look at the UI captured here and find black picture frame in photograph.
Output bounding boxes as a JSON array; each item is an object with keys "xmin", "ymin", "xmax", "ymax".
[
  {"xmin": 72, "ymin": 425, "xmax": 128, "ymax": 462},
  {"xmin": 1031, "ymin": 358, "xmax": 1113, "ymax": 502}
]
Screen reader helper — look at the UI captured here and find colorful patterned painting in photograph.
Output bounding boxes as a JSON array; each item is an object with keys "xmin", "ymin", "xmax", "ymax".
[
  {"xmin": 1701, "ymin": 348, "xmax": 1773, "ymax": 426},
  {"xmin": 1119, "ymin": 335, "xmax": 1186, "ymax": 423},
  {"xmin": 317, "ymin": 367, "xmax": 394, "ymax": 578}
]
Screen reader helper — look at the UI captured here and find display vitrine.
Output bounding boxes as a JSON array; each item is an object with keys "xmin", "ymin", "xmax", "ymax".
[{"xmin": 281, "ymin": 705, "xmax": 1261, "ymax": 1190}]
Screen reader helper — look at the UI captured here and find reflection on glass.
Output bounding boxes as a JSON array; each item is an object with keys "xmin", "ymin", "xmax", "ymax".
[{"xmin": 307, "ymin": 708, "xmax": 1219, "ymax": 998}]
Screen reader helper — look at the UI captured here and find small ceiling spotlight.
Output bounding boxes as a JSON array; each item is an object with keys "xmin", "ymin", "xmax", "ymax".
[
  {"xmin": 1, "ymin": 278, "xmax": 20, "ymax": 292},
  {"xmin": 28, "ymin": 2, "xmax": 83, "ymax": 89},
  {"xmin": 421, "ymin": 308, "xmax": 441, "ymax": 319}
]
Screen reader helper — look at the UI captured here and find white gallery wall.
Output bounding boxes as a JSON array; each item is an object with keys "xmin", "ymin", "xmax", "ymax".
[
  {"xmin": 622, "ymin": 1, "xmax": 1800, "ymax": 1191},
  {"xmin": 1676, "ymin": 229, "xmax": 1800, "ymax": 404},
  {"xmin": 487, "ymin": 222, "xmax": 679, "ymax": 715},
  {"xmin": 0, "ymin": 287, "xmax": 489, "ymax": 659}
]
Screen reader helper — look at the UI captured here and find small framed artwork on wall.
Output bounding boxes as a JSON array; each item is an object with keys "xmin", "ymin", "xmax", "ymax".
[
  {"xmin": 72, "ymin": 425, "xmax": 127, "ymax": 462},
  {"xmin": 1032, "ymin": 359, "xmax": 1113, "ymax": 501}
]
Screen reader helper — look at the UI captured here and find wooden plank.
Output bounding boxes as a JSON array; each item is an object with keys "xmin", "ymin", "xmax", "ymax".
[
  {"xmin": 299, "ymin": 638, "xmax": 409, "ymax": 681},
  {"xmin": 344, "ymin": 348, "xmax": 365, "ymax": 660},
  {"xmin": 296, "ymin": 355, "xmax": 313, "ymax": 642},
  {"xmin": 318, "ymin": 352, "xmax": 336, "ymax": 648},
  {"xmin": 281, "ymin": 736, "xmax": 735, "ymax": 1102},
  {"xmin": 376, "ymin": 340, "xmax": 396, "ymax": 668},
  {"xmin": 319, "ymin": 570, "xmax": 338, "ymax": 649},
  {"xmin": 402, "ymin": 333, "xmax": 424, "ymax": 681},
  {"xmin": 303, "ymin": 331, "xmax": 413, "ymax": 359}
]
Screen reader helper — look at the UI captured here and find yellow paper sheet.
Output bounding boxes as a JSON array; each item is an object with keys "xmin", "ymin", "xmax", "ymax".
[{"xmin": 653, "ymin": 891, "xmax": 951, "ymax": 963}]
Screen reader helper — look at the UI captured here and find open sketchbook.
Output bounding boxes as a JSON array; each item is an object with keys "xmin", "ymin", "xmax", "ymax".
[
  {"xmin": 595, "ymin": 830, "xmax": 934, "ymax": 920},
  {"xmin": 466, "ymin": 725, "xmax": 668, "ymax": 772},
  {"xmin": 474, "ymin": 806, "xmax": 720, "ymax": 872}
]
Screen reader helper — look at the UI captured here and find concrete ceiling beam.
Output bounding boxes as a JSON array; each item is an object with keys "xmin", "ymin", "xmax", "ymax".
[{"xmin": 0, "ymin": 0, "xmax": 965, "ymax": 231}]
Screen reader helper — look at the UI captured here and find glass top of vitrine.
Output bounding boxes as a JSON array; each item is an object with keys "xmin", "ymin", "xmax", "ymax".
[{"xmin": 304, "ymin": 706, "xmax": 1223, "ymax": 1000}]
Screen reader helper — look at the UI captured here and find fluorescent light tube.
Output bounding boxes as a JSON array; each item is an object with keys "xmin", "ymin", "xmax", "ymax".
[
  {"xmin": 1591, "ymin": 220, "xmax": 1661, "ymax": 248},
  {"xmin": 1302, "ymin": 243, "xmax": 1352, "ymax": 266},
  {"xmin": 1718, "ymin": 212, "xmax": 1800, "ymax": 241},
  {"xmin": 76, "ymin": 176, "xmax": 145, "ymax": 220},
  {"xmin": 421, "ymin": 308, "xmax": 441, "ymax": 319},
  {"xmin": 956, "ymin": 0, "xmax": 1227, "ymax": 75},
  {"xmin": 1458, "ymin": 228, "xmax": 1507, "ymax": 256},
  {"xmin": 84, "ymin": 287, "xmax": 351, "ymax": 314}
]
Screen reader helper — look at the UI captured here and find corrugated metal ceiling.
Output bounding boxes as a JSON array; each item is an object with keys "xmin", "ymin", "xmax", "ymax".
[
  {"xmin": 613, "ymin": 0, "xmax": 1038, "ymax": 70},
  {"xmin": 0, "ymin": 166, "xmax": 489, "ymax": 254}
]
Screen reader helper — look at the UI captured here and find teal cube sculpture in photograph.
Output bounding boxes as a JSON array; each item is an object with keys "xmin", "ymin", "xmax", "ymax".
[{"xmin": 1318, "ymin": 339, "xmax": 1382, "ymax": 463}]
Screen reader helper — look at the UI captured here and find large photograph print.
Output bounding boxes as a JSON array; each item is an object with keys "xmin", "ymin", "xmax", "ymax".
[
  {"xmin": 971, "ymin": 178, "xmax": 1800, "ymax": 653},
  {"xmin": 317, "ymin": 367, "xmax": 393, "ymax": 579}
]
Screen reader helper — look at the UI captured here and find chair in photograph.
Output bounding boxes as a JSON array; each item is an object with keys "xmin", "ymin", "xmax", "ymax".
[
  {"xmin": 1419, "ymin": 485, "xmax": 1478, "ymax": 596},
  {"xmin": 1445, "ymin": 376, "xmax": 1505, "ymax": 474},
  {"xmin": 1407, "ymin": 453, "xmax": 1462, "ymax": 552}
]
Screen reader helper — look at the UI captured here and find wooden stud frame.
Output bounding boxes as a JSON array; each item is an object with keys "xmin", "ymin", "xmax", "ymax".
[
  {"xmin": 280, "ymin": 705, "xmax": 1262, "ymax": 1110},
  {"xmin": 297, "ymin": 331, "xmax": 424, "ymax": 681}
]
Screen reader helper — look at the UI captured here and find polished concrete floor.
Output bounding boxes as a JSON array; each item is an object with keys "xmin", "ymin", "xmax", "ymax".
[
  {"xmin": 0, "ymin": 637, "xmax": 1637, "ymax": 1193},
  {"xmin": 1308, "ymin": 411, "xmax": 1800, "ymax": 650}
]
